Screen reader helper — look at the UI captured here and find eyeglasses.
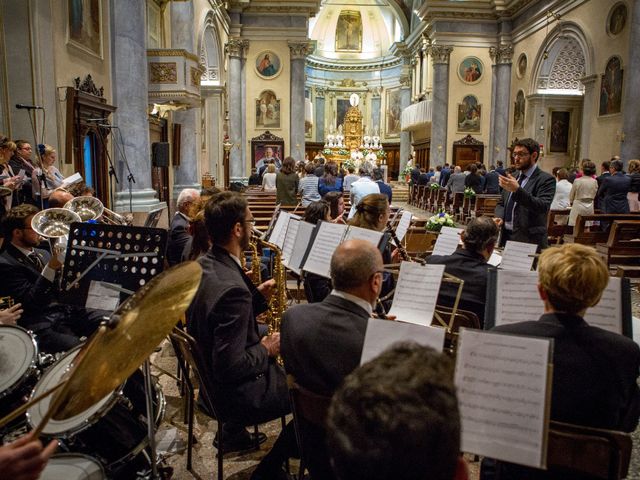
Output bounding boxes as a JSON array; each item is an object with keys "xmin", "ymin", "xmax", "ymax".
[
  {"xmin": 512, "ymin": 151, "xmax": 530, "ymax": 158},
  {"xmin": 244, "ymin": 218, "xmax": 256, "ymax": 226}
]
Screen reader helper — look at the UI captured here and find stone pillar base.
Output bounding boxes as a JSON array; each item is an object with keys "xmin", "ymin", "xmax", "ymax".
[
  {"xmin": 230, "ymin": 177, "xmax": 249, "ymax": 186},
  {"xmin": 114, "ymin": 189, "xmax": 165, "ymax": 213}
]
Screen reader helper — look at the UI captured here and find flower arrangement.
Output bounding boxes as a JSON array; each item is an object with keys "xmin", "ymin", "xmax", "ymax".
[
  {"xmin": 322, "ymin": 148, "xmax": 332, "ymax": 156},
  {"xmin": 401, "ymin": 163, "xmax": 413, "ymax": 176},
  {"xmin": 342, "ymin": 158, "xmax": 356, "ymax": 171},
  {"xmin": 430, "ymin": 182, "xmax": 441, "ymax": 191},
  {"xmin": 337, "ymin": 149, "xmax": 350, "ymax": 156},
  {"xmin": 426, "ymin": 211, "xmax": 456, "ymax": 232},
  {"xmin": 464, "ymin": 187, "xmax": 476, "ymax": 198}
]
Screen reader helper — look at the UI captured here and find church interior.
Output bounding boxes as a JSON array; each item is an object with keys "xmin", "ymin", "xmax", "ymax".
[{"xmin": 1, "ymin": 0, "xmax": 640, "ymax": 479}]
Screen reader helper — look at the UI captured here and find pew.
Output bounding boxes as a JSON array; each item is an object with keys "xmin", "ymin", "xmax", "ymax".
[
  {"xmin": 595, "ymin": 220, "xmax": 640, "ymax": 270},
  {"xmin": 547, "ymin": 209, "xmax": 572, "ymax": 245},
  {"xmin": 563, "ymin": 214, "xmax": 640, "ymax": 245},
  {"xmin": 471, "ymin": 194, "xmax": 502, "ymax": 219}
]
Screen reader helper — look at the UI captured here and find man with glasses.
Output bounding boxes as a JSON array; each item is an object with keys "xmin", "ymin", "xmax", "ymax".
[
  {"xmin": 280, "ymin": 239, "xmax": 385, "ymax": 479},
  {"xmin": 9, "ymin": 140, "xmax": 37, "ymax": 206},
  {"xmin": 494, "ymin": 138, "xmax": 556, "ymax": 249},
  {"xmin": 187, "ymin": 191, "xmax": 295, "ymax": 480}
]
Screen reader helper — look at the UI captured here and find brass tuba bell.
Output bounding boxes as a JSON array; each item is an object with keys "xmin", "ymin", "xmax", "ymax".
[
  {"xmin": 31, "ymin": 208, "xmax": 81, "ymax": 239},
  {"xmin": 64, "ymin": 196, "xmax": 104, "ymax": 222}
]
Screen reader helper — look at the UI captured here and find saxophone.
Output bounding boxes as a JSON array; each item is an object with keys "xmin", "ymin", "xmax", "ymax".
[
  {"xmin": 247, "ymin": 236, "xmax": 262, "ymax": 285},
  {"xmin": 255, "ymin": 237, "xmax": 287, "ymax": 337}
]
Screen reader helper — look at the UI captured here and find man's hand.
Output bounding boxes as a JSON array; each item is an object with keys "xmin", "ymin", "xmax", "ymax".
[
  {"xmin": 257, "ymin": 279, "xmax": 276, "ymax": 300},
  {"xmin": 498, "ymin": 173, "xmax": 519, "ymax": 193},
  {"xmin": 0, "ymin": 433, "xmax": 57, "ymax": 480},
  {"xmin": 47, "ymin": 254, "xmax": 62, "ymax": 271},
  {"xmin": 260, "ymin": 333, "xmax": 280, "ymax": 357},
  {"xmin": 0, "ymin": 303, "xmax": 23, "ymax": 325},
  {"xmin": 493, "ymin": 217, "xmax": 504, "ymax": 227}
]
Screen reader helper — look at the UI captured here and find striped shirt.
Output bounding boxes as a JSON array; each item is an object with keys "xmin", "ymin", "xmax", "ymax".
[{"xmin": 298, "ymin": 175, "xmax": 321, "ymax": 206}]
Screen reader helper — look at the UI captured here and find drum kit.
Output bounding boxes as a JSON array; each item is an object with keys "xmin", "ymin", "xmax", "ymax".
[{"xmin": 0, "ymin": 261, "xmax": 203, "ymax": 479}]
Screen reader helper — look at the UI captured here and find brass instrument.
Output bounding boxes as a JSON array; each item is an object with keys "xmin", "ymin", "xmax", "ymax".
[
  {"xmin": 247, "ymin": 234, "xmax": 262, "ymax": 285},
  {"xmin": 64, "ymin": 196, "xmax": 130, "ymax": 225},
  {"xmin": 255, "ymin": 237, "xmax": 287, "ymax": 339},
  {"xmin": 0, "ymin": 296, "xmax": 14, "ymax": 309}
]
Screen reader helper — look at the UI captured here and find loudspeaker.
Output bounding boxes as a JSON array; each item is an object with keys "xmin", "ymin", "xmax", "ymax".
[{"xmin": 152, "ymin": 142, "xmax": 170, "ymax": 167}]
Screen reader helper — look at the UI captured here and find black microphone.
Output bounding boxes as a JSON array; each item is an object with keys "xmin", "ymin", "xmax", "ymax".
[{"xmin": 16, "ymin": 103, "xmax": 44, "ymax": 110}]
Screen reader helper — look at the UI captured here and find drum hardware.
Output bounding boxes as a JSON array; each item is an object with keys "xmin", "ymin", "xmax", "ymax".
[{"xmin": 39, "ymin": 453, "xmax": 106, "ymax": 480}]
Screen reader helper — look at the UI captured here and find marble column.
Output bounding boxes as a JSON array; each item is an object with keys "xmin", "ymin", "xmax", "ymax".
[
  {"xmin": 111, "ymin": 0, "xmax": 162, "ymax": 212},
  {"xmin": 621, "ymin": 0, "xmax": 640, "ymax": 163},
  {"xmin": 428, "ymin": 45, "xmax": 453, "ymax": 166},
  {"xmin": 202, "ymin": 85, "xmax": 224, "ymax": 182},
  {"xmin": 371, "ymin": 89, "xmax": 381, "ymax": 137},
  {"xmin": 399, "ymin": 82, "xmax": 412, "ymax": 174},
  {"xmin": 579, "ymin": 74, "xmax": 598, "ymax": 160},
  {"xmin": 489, "ymin": 45, "xmax": 513, "ymax": 166},
  {"xmin": 289, "ymin": 42, "xmax": 312, "ymax": 161},
  {"xmin": 225, "ymin": 38, "xmax": 249, "ymax": 181},
  {"xmin": 171, "ymin": 0, "xmax": 200, "ymax": 198},
  {"xmin": 315, "ymin": 88, "xmax": 326, "ymax": 144}
]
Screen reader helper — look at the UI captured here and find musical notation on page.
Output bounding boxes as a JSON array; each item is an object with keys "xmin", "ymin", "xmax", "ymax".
[
  {"xmin": 455, "ymin": 328, "xmax": 552, "ymax": 469},
  {"xmin": 360, "ymin": 318, "xmax": 446, "ymax": 364},
  {"xmin": 395, "ymin": 211, "xmax": 413, "ymax": 242},
  {"xmin": 287, "ymin": 221, "xmax": 315, "ymax": 275},
  {"xmin": 343, "ymin": 224, "xmax": 383, "ymax": 247},
  {"xmin": 495, "ymin": 270, "xmax": 543, "ymax": 326},
  {"xmin": 281, "ymin": 217, "xmax": 300, "ymax": 266},
  {"xmin": 584, "ymin": 277, "xmax": 622, "ymax": 334},
  {"xmin": 501, "ymin": 241, "xmax": 537, "ymax": 271},
  {"xmin": 431, "ymin": 226, "xmax": 463, "ymax": 256},
  {"xmin": 387, "ymin": 262, "xmax": 445, "ymax": 326},
  {"xmin": 271, "ymin": 212, "xmax": 299, "ymax": 250},
  {"xmin": 300, "ymin": 221, "xmax": 347, "ymax": 278}
]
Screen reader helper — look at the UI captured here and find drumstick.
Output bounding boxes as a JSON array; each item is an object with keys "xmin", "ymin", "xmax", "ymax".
[{"xmin": 0, "ymin": 380, "xmax": 66, "ymax": 428}]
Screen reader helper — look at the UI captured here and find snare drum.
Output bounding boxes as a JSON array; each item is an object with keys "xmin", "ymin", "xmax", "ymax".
[
  {"xmin": 40, "ymin": 453, "xmax": 105, "ymax": 480},
  {"xmin": 27, "ymin": 346, "xmax": 165, "ymax": 473},
  {"xmin": 0, "ymin": 325, "xmax": 40, "ymax": 430}
]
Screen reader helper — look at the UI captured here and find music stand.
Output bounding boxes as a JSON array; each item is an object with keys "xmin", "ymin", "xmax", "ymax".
[{"xmin": 144, "ymin": 206, "xmax": 166, "ymax": 228}]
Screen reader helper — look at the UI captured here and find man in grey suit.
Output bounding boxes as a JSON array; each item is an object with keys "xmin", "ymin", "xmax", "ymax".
[
  {"xmin": 446, "ymin": 166, "xmax": 466, "ymax": 194},
  {"xmin": 281, "ymin": 239, "xmax": 385, "ymax": 479},
  {"xmin": 494, "ymin": 138, "xmax": 556, "ymax": 250}
]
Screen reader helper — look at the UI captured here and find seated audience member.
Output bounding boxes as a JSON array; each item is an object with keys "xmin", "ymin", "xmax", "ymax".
[
  {"xmin": 318, "ymin": 162, "xmax": 343, "ymax": 197},
  {"xmin": 464, "ymin": 164, "xmax": 483, "ymax": 194},
  {"xmin": 373, "ymin": 168, "xmax": 392, "ymax": 203},
  {"xmin": 248, "ymin": 167, "xmax": 261, "ymax": 186},
  {"xmin": 343, "ymin": 166, "xmax": 359, "ymax": 192},
  {"xmin": 187, "ymin": 192, "xmax": 295, "ymax": 479},
  {"xmin": 262, "ymin": 163, "xmax": 277, "ymax": 192},
  {"xmin": 167, "ymin": 188, "xmax": 200, "ymax": 266},
  {"xmin": 47, "ymin": 188, "xmax": 73, "ymax": 208},
  {"xmin": 417, "ymin": 168, "xmax": 430, "ymax": 186},
  {"xmin": 324, "ymin": 191, "xmax": 346, "ymax": 223},
  {"xmin": 348, "ymin": 168, "xmax": 380, "ymax": 219},
  {"xmin": 302, "ymin": 201, "xmax": 333, "ymax": 303},
  {"xmin": 0, "ymin": 432, "xmax": 57, "ymax": 480},
  {"xmin": 282, "ymin": 239, "xmax": 385, "ymax": 479},
  {"xmin": 298, "ymin": 163, "xmax": 321, "ymax": 207},
  {"xmin": 326, "ymin": 343, "xmax": 468, "ymax": 480},
  {"xmin": 0, "ymin": 204, "xmax": 106, "ymax": 353},
  {"xmin": 426, "ymin": 216, "xmax": 497, "ymax": 326},
  {"xmin": 481, "ymin": 243, "xmax": 640, "ymax": 480}
]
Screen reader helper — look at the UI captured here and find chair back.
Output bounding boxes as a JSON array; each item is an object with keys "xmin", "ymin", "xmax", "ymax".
[
  {"xmin": 546, "ymin": 421, "xmax": 632, "ymax": 479},
  {"xmin": 287, "ymin": 375, "xmax": 332, "ymax": 429}
]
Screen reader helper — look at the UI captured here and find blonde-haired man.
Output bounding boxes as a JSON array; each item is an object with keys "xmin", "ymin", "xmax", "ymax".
[{"xmin": 482, "ymin": 243, "xmax": 640, "ymax": 479}]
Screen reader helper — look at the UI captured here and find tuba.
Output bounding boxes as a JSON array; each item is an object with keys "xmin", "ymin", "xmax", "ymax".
[
  {"xmin": 31, "ymin": 208, "xmax": 81, "ymax": 239},
  {"xmin": 64, "ymin": 196, "xmax": 129, "ymax": 225}
]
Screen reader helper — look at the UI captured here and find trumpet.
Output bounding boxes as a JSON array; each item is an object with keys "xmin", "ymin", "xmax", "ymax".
[{"xmin": 64, "ymin": 196, "xmax": 129, "ymax": 225}]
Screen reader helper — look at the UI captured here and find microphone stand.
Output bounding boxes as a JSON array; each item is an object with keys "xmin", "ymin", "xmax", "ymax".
[
  {"xmin": 104, "ymin": 125, "xmax": 136, "ymax": 214},
  {"xmin": 93, "ymin": 122, "xmax": 119, "ymax": 209}
]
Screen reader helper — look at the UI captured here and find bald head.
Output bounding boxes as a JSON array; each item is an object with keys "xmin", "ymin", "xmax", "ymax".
[
  {"xmin": 331, "ymin": 239, "xmax": 383, "ymax": 292},
  {"xmin": 48, "ymin": 189, "xmax": 74, "ymax": 208}
]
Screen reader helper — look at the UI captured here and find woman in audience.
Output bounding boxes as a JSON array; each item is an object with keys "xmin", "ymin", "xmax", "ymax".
[
  {"xmin": 261, "ymin": 163, "xmax": 277, "ymax": 192},
  {"xmin": 0, "ymin": 136, "xmax": 19, "ymax": 218},
  {"xmin": 627, "ymin": 159, "xmax": 640, "ymax": 212},
  {"xmin": 32, "ymin": 144, "xmax": 64, "ymax": 204},
  {"xmin": 303, "ymin": 200, "xmax": 332, "ymax": 303},
  {"xmin": 298, "ymin": 163, "xmax": 321, "ymax": 207},
  {"xmin": 568, "ymin": 160, "xmax": 598, "ymax": 227},
  {"xmin": 318, "ymin": 161, "xmax": 343, "ymax": 197},
  {"xmin": 323, "ymin": 191, "xmax": 346, "ymax": 223},
  {"xmin": 464, "ymin": 164, "xmax": 483, "ymax": 194},
  {"xmin": 276, "ymin": 156, "xmax": 299, "ymax": 206},
  {"xmin": 550, "ymin": 168, "xmax": 572, "ymax": 210}
]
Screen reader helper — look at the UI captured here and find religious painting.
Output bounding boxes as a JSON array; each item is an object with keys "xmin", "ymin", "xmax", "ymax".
[
  {"xmin": 457, "ymin": 95, "xmax": 481, "ymax": 133},
  {"xmin": 255, "ymin": 90, "xmax": 281, "ymax": 129},
  {"xmin": 516, "ymin": 54, "xmax": 527, "ymax": 79},
  {"xmin": 255, "ymin": 51, "xmax": 282, "ymax": 79},
  {"xmin": 607, "ymin": 3, "xmax": 627, "ymax": 36},
  {"xmin": 458, "ymin": 56, "xmax": 483, "ymax": 84},
  {"xmin": 335, "ymin": 10, "xmax": 362, "ymax": 52},
  {"xmin": 549, "ymin": 111, "xmax": 570, "ymax": 153},
  {"xmin": 513, "ymin": 90, "xmax": 525, "ymax": 132},
  {"xmin": 336, "ymin": 98, "xmax": 350, "ymax": 130},
  {"xmin": 253, "ymin": 144, "xmax": 283, "ymax": 168},
  {"xmin": 386, "ymin": 89, "xmax": 402, "ymax": 137},
  {"xmin": 67, "ymin": 0, "xmax": 102, "ymax": 58},
  {"xmin": 599, "ymin": 56, "xmax": 624, "ymax": 116}
]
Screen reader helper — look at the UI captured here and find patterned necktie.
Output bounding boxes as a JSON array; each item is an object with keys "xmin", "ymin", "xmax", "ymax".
[
  {"xmin": 504, "ymin": 174, "xmax": 526, "ymax": 224},
  {"xmin": 27, "ymin": 251, "xmax": 43, "ymax": 270}
]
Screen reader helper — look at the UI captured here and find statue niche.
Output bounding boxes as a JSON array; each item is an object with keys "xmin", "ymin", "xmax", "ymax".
[{"xmin": 343, "ymin": 105, "xmax": 363, "ymax": 151}]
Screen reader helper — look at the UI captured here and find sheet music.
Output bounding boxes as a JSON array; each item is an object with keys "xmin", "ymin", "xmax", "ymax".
[
  {"xmin": 60, "ymin": 172, "xmax": 82, "ymax": 188},
  {"xmin": 495, "ymin": 270, "xmax": 543, "ymax": 326},
  {"xmin": 281, "ymin": 217, "xmax": 300, "ymax": 266},
  {"xmin": 86, "ymin": 280, "xmax": 120, "ymax": 311},
  {"xmin": 360, "ymin": 318, "xmax": 446, "ymax": 364},
  {"xmin": 395, "ymin": 211, "xmax": 413, "ymax": 242},
  {"xmin": 262, "ymin": 208, "xmax": 282, "ymax": 241},
  {"xmin": 271, "ymin": 212, "xmax": 300, "ymax": 250},
  {"xmin": 500, "ymin": 241, "xmax": 537, "ymax": 271},
  {"xmin": 343, "ymin": 225, "xmax": 383, "ymax": 247},
  {"xmin": 488, "ymin": 251, "xmax": 502, "ymax": 267},
  {"xmin": 388, "ymin": 262, "xmax": 445, "ymax": 326},
  {"xmin": 455, "ymin": 328, "xmax": 552, "ymax": 468},
  {"xmin": 431, "ymin": 226, "xmax": 463, "ymax": 256},
  {"xmin": 583, "ymin": 277, "xmax": 622, "ymax": 334},
  {"xmin": 301, "ymin": 221, "xmax": 347, "ymax": 278},
  {"xmin": 287, "ymin": 221, "xmax": 315, "ymax": 275}
]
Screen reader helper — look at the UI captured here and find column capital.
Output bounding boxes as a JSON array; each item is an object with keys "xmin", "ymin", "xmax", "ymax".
[
  {"xmin": 580, "ymin": 74, "xmax": 599, "ymax": 86},
  {"xmin": 288, "ymin": 41, "xmax": 314, "ymax": 60},
  {"xmin": 427, "ymin": 45, "xmax": 454, "ymax": 65},
  {"xmin": 314, "ymin": 86, "xmax": 327, "ymax": 98},
  {"xmin": 225, "ymin": 38, "xmax": 249, "ymax": 59},
  {"xmin": 369, "ymin": 86, "xmax": 382, "ymax": 98},
  {"xmin": 489, "ymin": 44, "xmax": 514, "ymax": 65}
]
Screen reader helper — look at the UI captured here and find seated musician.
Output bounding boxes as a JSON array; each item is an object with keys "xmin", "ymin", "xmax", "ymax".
[
  {"xmin": 167, "ymin": 188, "xmax": 200, "ymax": 266},
  {"xmin": 0, "ymin": 432, "xmax": 57, "ymax": 480},
  {"xmin": 302, "ymin": 201, "xmax": 333, "ymax": 303},
  {"xmin": 0, "ymin": 204, "xmax": 106, "ymax": 353},
  {"xmin": 46, "ymin": 188, "xmax": 73, "ymax": 208},
  {"xmin": 481, "ymin": 243, "xmax": 640, "ymax": 479},
  {"xmin": 426, "ymin": 216, "xmax": 498, "ymax": 326},
  {"xmin": 326, "ymin": 343, "xmax": 469, "ymax": 480},
  {"xmin": 281, "ymin": 239, "xmax": 385, "ymax": 480},
  {"xmin": 186, "ymin": 191, "xmax": 295, "ymax": 480}
]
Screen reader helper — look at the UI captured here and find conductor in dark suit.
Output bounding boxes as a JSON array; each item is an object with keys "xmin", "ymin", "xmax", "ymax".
[
  {"xmin": 597, "ymin": 159, "xmax": 631, "ymax": 214},
  {"xmin": 481, "ymin": 243, "xmax": 640, "ymax": 480},
  {"xmin": 166, "ymin": 188, "xmax": 199, "ymax": 266},
  {"xmin": 494, "ymin": 138, "xmax": 556, "ymax": 250},
  {"xmin": 281, "ymin": 239, "xmax": 385, "ymax": 479},
  {"xmin": 426, "ymin": 217, "xmax": 498, "ymax": 326},
  {"xmin": 0, "ymin": 204, "xmax": 104, "ymax": 353},
  {"xmin": 186, "ymin": 191, "xmax": 295, "ymax": 480}
]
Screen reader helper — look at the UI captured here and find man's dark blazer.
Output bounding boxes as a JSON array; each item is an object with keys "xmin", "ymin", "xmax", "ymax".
[
  {"xmin": 494, "ymin": 166, "xmax": 556, "ymax": 249},
  {"xmin": 426, "ymin": 249, "xmax": 492, "ymax": 326},
  {"xmin": 376, "ymin": 180, "xmax": 393, "ymax": 203},
  {"xmin": 484, "ymin": 170, "xmax": 500, "ymax": 194},
  {"xmin": 495, "ymin": 166, "xmax": 506, "ymax": 177},
  {"xmin": 187, "ymin": 245, "xmax": 289, "ymax": 425},
  {"xmin": 166, "ymin": 212, "xmax": 190, "ymax": 266},
  {"xmin": 597, "ymin": 172, "xmax": 631, "ymax": 214},
  {"xmin": 440, "ymin": 167, "xmax": 451, "ymax": 187},
  {"xmin": 410, "ymin": 167, "xmax": 421, "ymax": 185},
  {"xmin": 482, "ymin": 313, "xmax": 640, "ymax": 480},
  {"xmin": 418, "ymin": 172, "xmax": 430, "ymax": 186}
]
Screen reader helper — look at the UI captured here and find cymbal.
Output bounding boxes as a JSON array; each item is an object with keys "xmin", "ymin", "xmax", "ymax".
[{"xmin": 50, "ymin": 261, "xmax": 202, "ymax": 420}]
